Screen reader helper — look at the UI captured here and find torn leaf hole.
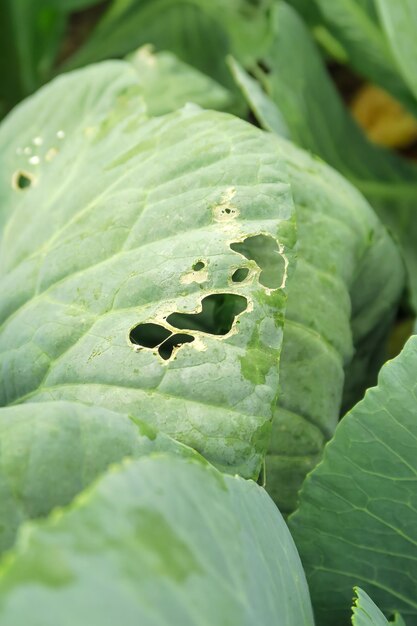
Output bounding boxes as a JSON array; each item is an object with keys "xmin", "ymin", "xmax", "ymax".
[
  {"xmin": 230, "ymin": 234, "xmax": 285, "ymax": 289},
  {"xmin": 159, "ymin": 333, "xmax": 194, "ymax": 360},
  {"xmin": 129, "ymin": 293, "xmax": 247, "ymax": 361},
  {"xmin": 167, "ymin": 293, "xmax": 247, "ymax": 335},
  {"xmin": 231, "ymin": 268, "xmax": 249, "ymax": 283},
  {"xmin": 129, "ymin": 323, "xmax": 171, "ymax": 348},
  {"xmin": 129, "ymin": 322, "xmax": 194, "ymax": 360},
  {"xmin": 192, "ymin": 261, "xmax": 205, "ymax": 271},
  {"xmin": 12, "ymin": 170, "xmax": 34, "ymax": 190}
]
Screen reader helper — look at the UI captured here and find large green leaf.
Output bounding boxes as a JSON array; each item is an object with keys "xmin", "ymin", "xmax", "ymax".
[
  {"xmin": 375, "ymin": 0, "xmax": 417, "ymax": 104},
  {"xmin": 0, "ymin": 61, "xmax": 295, "ymax": 480},
  {"xmin": 229, "ymin": 57, "xmax": 404, "ymax": 510},
  {"xmin": 0, "ymin": 454, "xmax": 315, "ymax": 626},
  {"xmin": 265, "ymin": 137, "xmax": 404, "ymax": 513},
  {"xmin": 0, "ymin": 50, "xmax": 233, "ymax": 234},
  {"xmin": 289, "ymin": 335, "xmax": 417, "ymax": 625},
  {"xmin": 249, "ymin": 2, "xmax": 417, "ymax": 310},
  {"xmin": 0, "ymin": 61, "xmax": 143, "ymax": 233},
  {"xmin": 0, "ymin": 400, "xmax": 197, "ymax": 556},
  {"xmin": 352, "ymin": 588, "xmax": 406, "ymax": 626}
]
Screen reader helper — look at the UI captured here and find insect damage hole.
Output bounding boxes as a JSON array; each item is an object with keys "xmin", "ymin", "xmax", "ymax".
[
  {"xmin": 231, "ymin": 268, "xmax": 249, "ymax": 283},
  {"xmin": 129, "ymin": 293, "xmax": 248, "ymax": 361},
  {"xmin": 158, "ymin": 334, "xmax": 194, "ymax": 360},
  {"xmin": 230, "ymin": 234, "xmax": 285, "ymax": 290},
  {"xmin": 129, "ymin": 322, "xmax": 194, "ymax": 361},
  {"xmin": 129, "ymin": 323, "xmax": 171, "ymax": 348},
  {"xmin": 213, "ymin": 187, "xmax": 239, "ymax": 222},
  {"xmin": 12, "ymin": 170, "xmax": 35, "ymax": 190},
  {"xmin": 181, "ymin": 260, "xmax": 208, "ymax": 285},
  {"xmin": 167, "ymin": 293, "xmax": 248, "ymax": 336}
]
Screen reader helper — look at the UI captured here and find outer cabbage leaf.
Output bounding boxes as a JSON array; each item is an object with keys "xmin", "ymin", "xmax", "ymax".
[
  {"xmin": 229, "ymin": 56, "xmax": 404, "ymax": 512},
  {"xmin": 0, "ymin": 61, "xmax": 295, "ymax": 480},
  {"xmin": 289, "ymin": 335, "xmax": 417, "ymax": 625},
  {"xmin": 0, "ymin": 400, "xmax": 197, "ymax": 556},
  {"xmin": 251, "ymin": 2, "xmax": 417, "ymax": 310},
  {"xmin": 0, "ymin": 61, "xmax": 146, "ymax": 233},
  {"xmin": 0, "ymin": 455, "xmax": 315, "ymax": 626},
  {"xmin": 0, "ymin": 52, "xmax": 233, "ymax": 233},
  {"xmin": 265, "ymin": 137, "xmax": 404, "ymax": 513}
]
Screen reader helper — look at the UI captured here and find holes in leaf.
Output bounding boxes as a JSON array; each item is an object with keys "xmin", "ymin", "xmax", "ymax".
[
  {"xmin": 130, "ymin": 294, "xmax": 248, "ymax": 360},
  {"xmin": 129, "ymin": 323, "xmax": 193, "ymax": 360},
  {"xmin": 12, "ymin": 170, "xmax": 34, "ymax": 190},
  {"xmin": 167, "ymin": 293, "xmax": 247, "ymax": 336},
  {"xmin": 212, "ymin": 188, "xmax": 238, "ymax": 221},
  {"xmin": 213, "ymin": 205, "xmax": 238, "ymax": 221},
  {"xmin": 230, "ymin": 234, "xmax": 285, "ymax": 289},
  {"xmin": 129, "ymin": 323, "xmax": 171, "ymax": 348},
  {"xmin": 181, "ymin": 260, "xmax": 208, "ymax": 285},
  {"xmin": 231, "ymin": 268, "xmax": 249, "ymax": 283},
  {"xmin": 158, "ymin": 334, "xmax": 194, "ymax": 360}
]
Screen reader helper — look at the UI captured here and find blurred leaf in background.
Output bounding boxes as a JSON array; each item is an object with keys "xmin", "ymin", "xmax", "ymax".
[
  {"xmin": 0, "ymin": 0, "xmax": 104, "ymax": 115},
  {"xmin": 66, "ymin": 0, "xmax": 274, "ymax": 86},
  {"xmin": 309, "ymin": 0, "xmax": 417, "ymax": 116},
  {"xmin": 0, "ymin": 0, "xmax": 274, "ymax": 117}
]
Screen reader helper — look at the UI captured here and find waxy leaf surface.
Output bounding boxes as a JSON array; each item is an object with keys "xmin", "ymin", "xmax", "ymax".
[
  {"xmin": 0, "ymin": 455, "xmax": 315, "ymax": 626},
  {"xmin": 0, "ymin": 61, "xmax": 295, "ymax": 479},
  {"xmin": 0, "ymin": 400, "xmax": 197, "ymax": 556},
  {"xmin": 290, "ymin": 336, "xmax": 417, "ymax": 625}
]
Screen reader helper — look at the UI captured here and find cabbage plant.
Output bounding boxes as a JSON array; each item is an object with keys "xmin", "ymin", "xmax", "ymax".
[{"xmin": 1, "ymin": 2, "xmax": 417, "ymax": 625}]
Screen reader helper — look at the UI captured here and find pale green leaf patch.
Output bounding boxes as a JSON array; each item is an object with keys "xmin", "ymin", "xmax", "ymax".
[
  {"xmin": 0, "ymin": 60, "xmax": 296, "ymax": 479},
  {"xmin": 0, "ymin": 400, "xmax": 199, "ymax": 556},
  {"xmin": 0, "ymin": 454, "xmax": 315, "ymax": 626}
]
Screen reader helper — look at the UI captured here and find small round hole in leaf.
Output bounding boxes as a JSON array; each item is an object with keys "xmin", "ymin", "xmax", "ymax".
[
  {"xmin": 192, "ymin": 261, "xmax": 205, "ymax": 271},
  {"xmin": 12, "ymin": 170, "xmax": 35, "ymax": 190},
  {"xmin": 129, "ymin": 322, "xmax": 171, "ymax": 349},
  {"xmin": 232, "ymin": 268, "xmax": 249, "ymax": 283}
]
